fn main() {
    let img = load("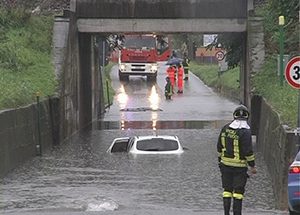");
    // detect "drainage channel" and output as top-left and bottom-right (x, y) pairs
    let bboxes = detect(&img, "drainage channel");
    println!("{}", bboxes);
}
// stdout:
(97, 120), (231, 130)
